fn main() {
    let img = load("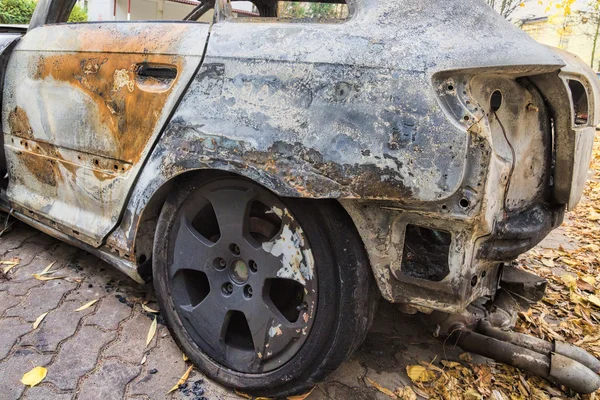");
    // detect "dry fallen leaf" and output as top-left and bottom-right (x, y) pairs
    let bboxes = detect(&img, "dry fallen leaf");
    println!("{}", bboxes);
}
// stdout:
(167, 365), (193, 394)
(146, 316), (157, 346)
(1, 258), (19, 274)
(287, 387), (315, 400)
(140, 354), (147, 365)
(589, 294), (600, 308)
(395, 386), (417, 400)
(40, 261), (56, 275)
(75, 299), (99, 312)
(33, 312), (48, 329)
(367, 377), (397, 398)
(182, 353), (188, 361)
(21, 366), (47, 387)
(406, 365), (435, 383)
(142, 303), (159, 313)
